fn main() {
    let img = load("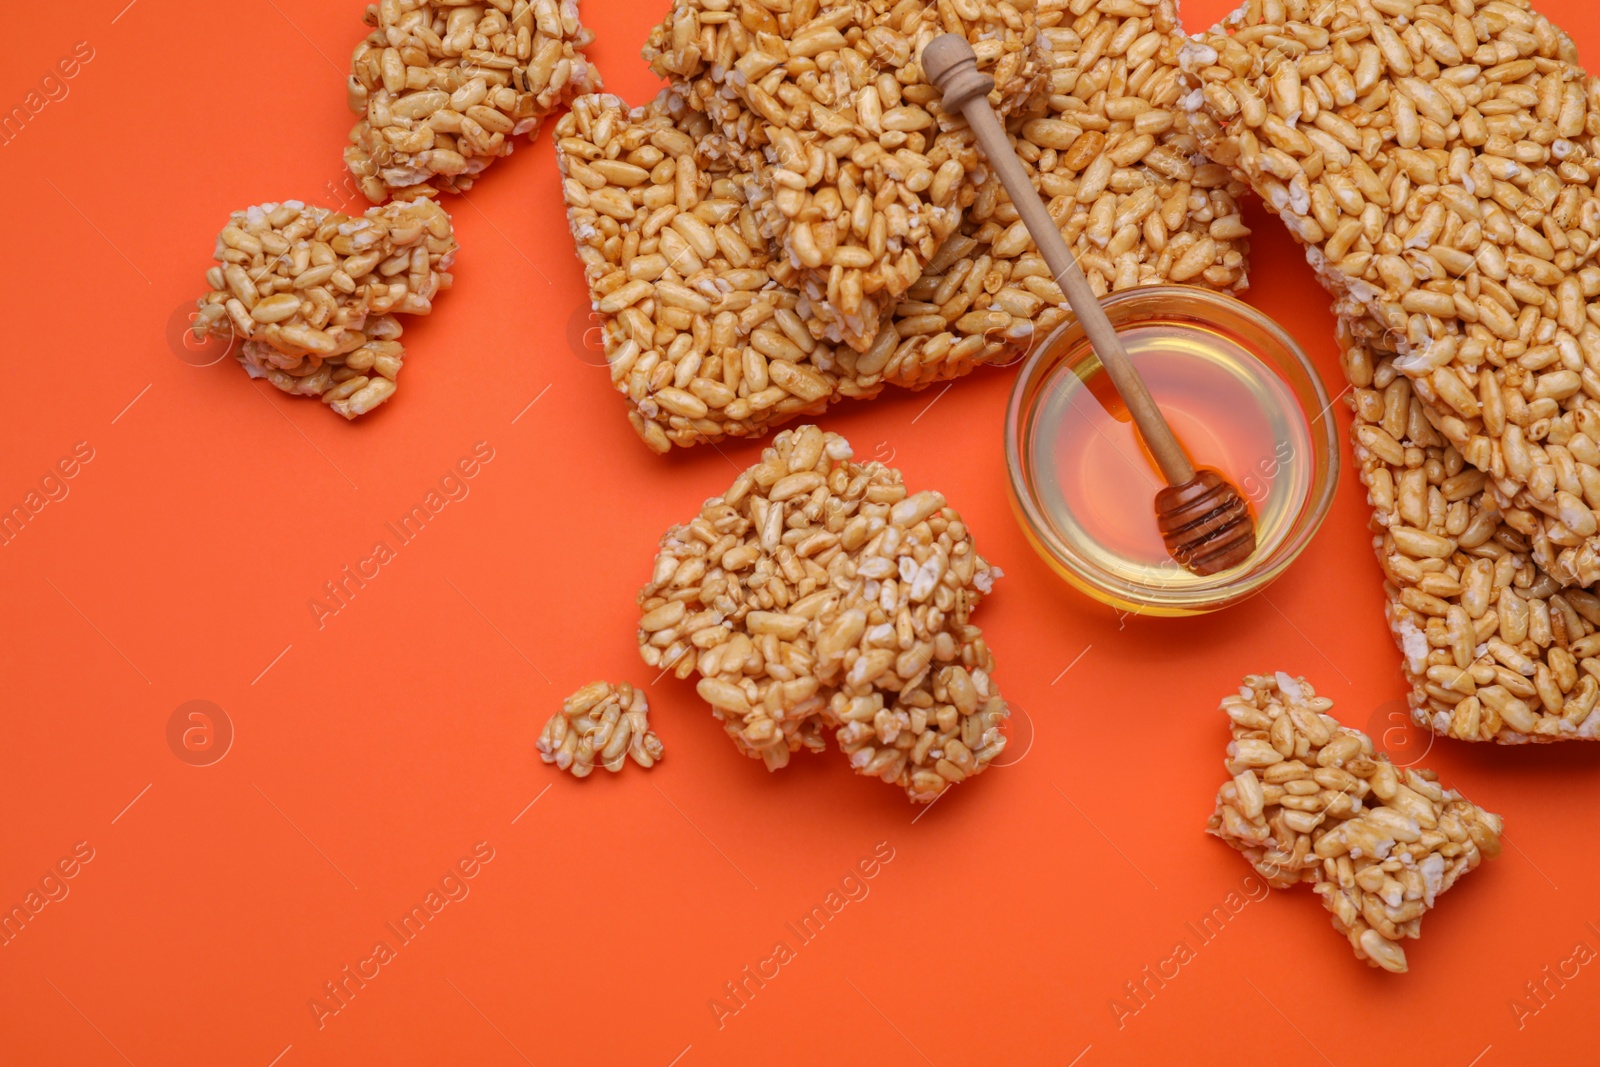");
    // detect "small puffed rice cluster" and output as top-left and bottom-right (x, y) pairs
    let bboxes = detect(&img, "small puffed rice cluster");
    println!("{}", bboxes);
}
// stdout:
(637, 426), (1008, 802)
(538, 681), (664, 777)
(346, 0), (599, 202)
(194, 198), (457, 419)
(1209, 672), (1503, 973)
